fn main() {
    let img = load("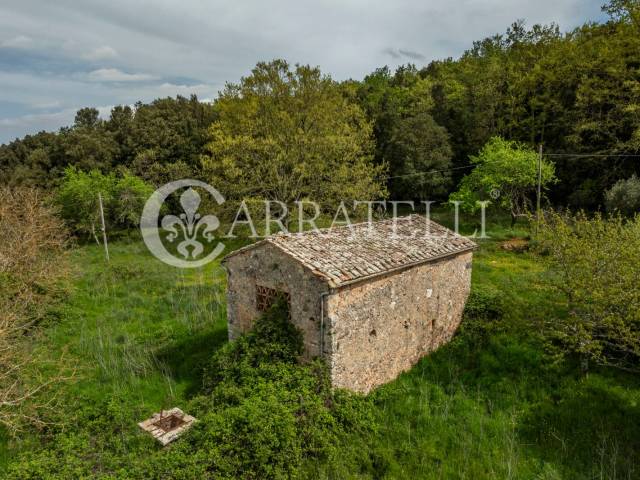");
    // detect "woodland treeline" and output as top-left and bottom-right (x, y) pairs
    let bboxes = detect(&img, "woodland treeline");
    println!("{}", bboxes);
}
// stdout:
(1, 1), (639, 209)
